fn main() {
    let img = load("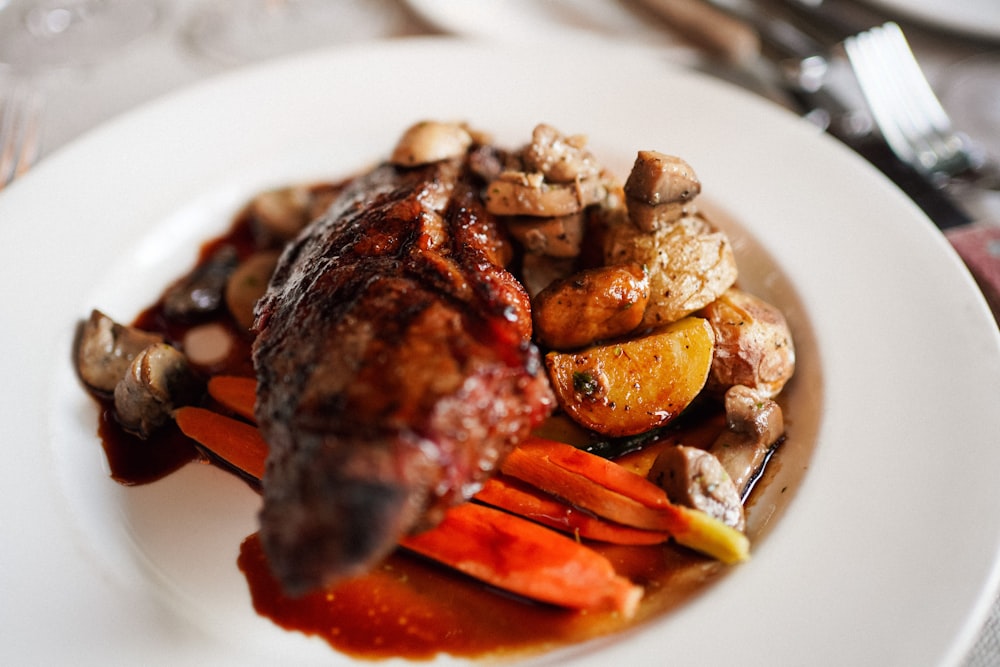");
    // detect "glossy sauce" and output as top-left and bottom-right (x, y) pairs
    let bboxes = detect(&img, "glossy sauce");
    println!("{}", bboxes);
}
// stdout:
(88, 183), (782, 661)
